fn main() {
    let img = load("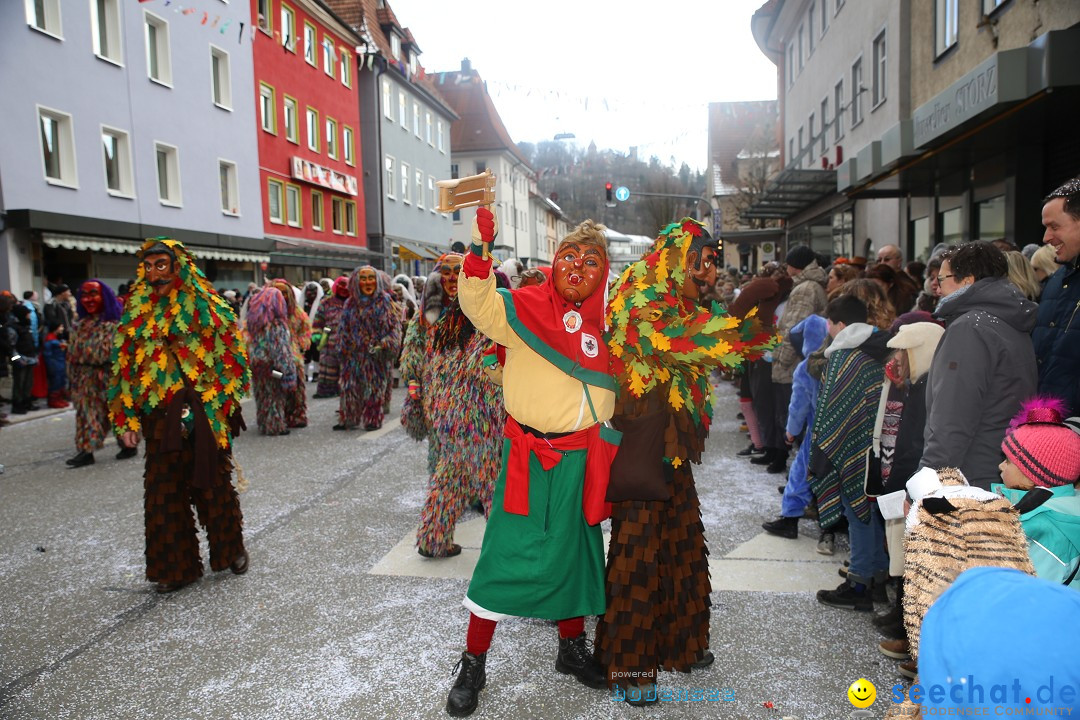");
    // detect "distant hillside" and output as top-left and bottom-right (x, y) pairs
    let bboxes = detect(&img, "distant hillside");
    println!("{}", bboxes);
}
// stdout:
(517, 140), (706, 238)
